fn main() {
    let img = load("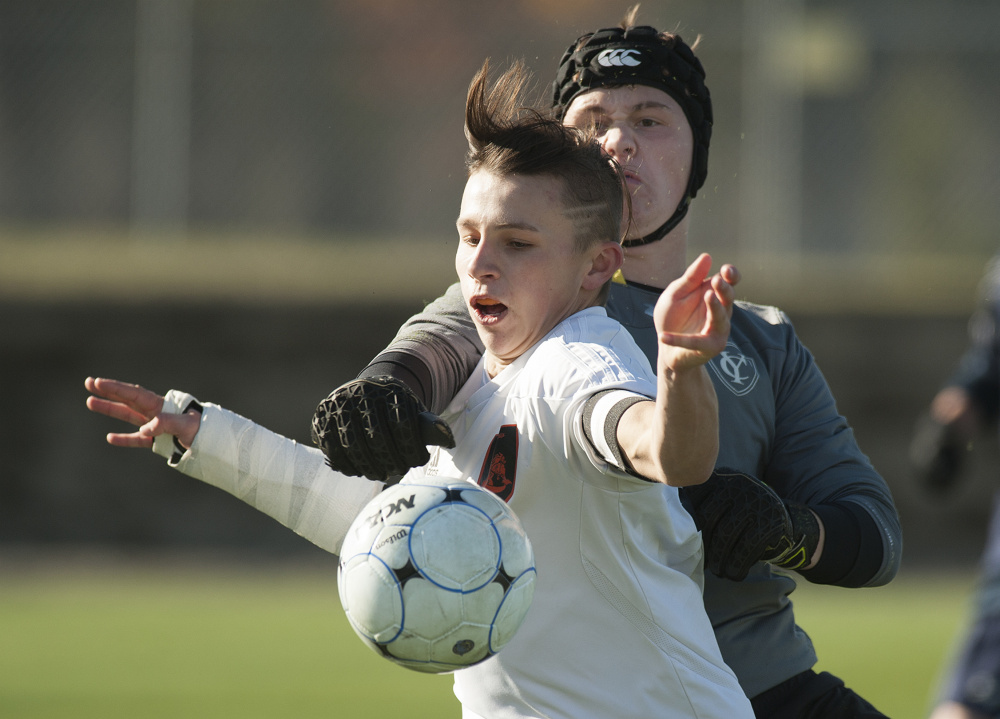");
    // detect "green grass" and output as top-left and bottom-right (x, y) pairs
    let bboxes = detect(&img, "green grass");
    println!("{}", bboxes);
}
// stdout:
(0, 558), (978, 718)
(793, 570), (976, 717)
(0, 558), (455, 718)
